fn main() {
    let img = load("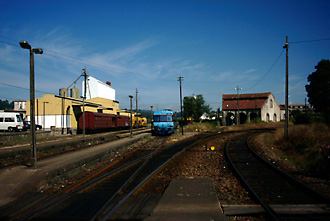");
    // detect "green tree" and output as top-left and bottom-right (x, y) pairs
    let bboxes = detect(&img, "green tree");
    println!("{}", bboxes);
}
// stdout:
(183, 94), (211, 122)
(305, 59), (330, 124)
(0, 99), (14, 110)
(183, 96), (195, 120)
